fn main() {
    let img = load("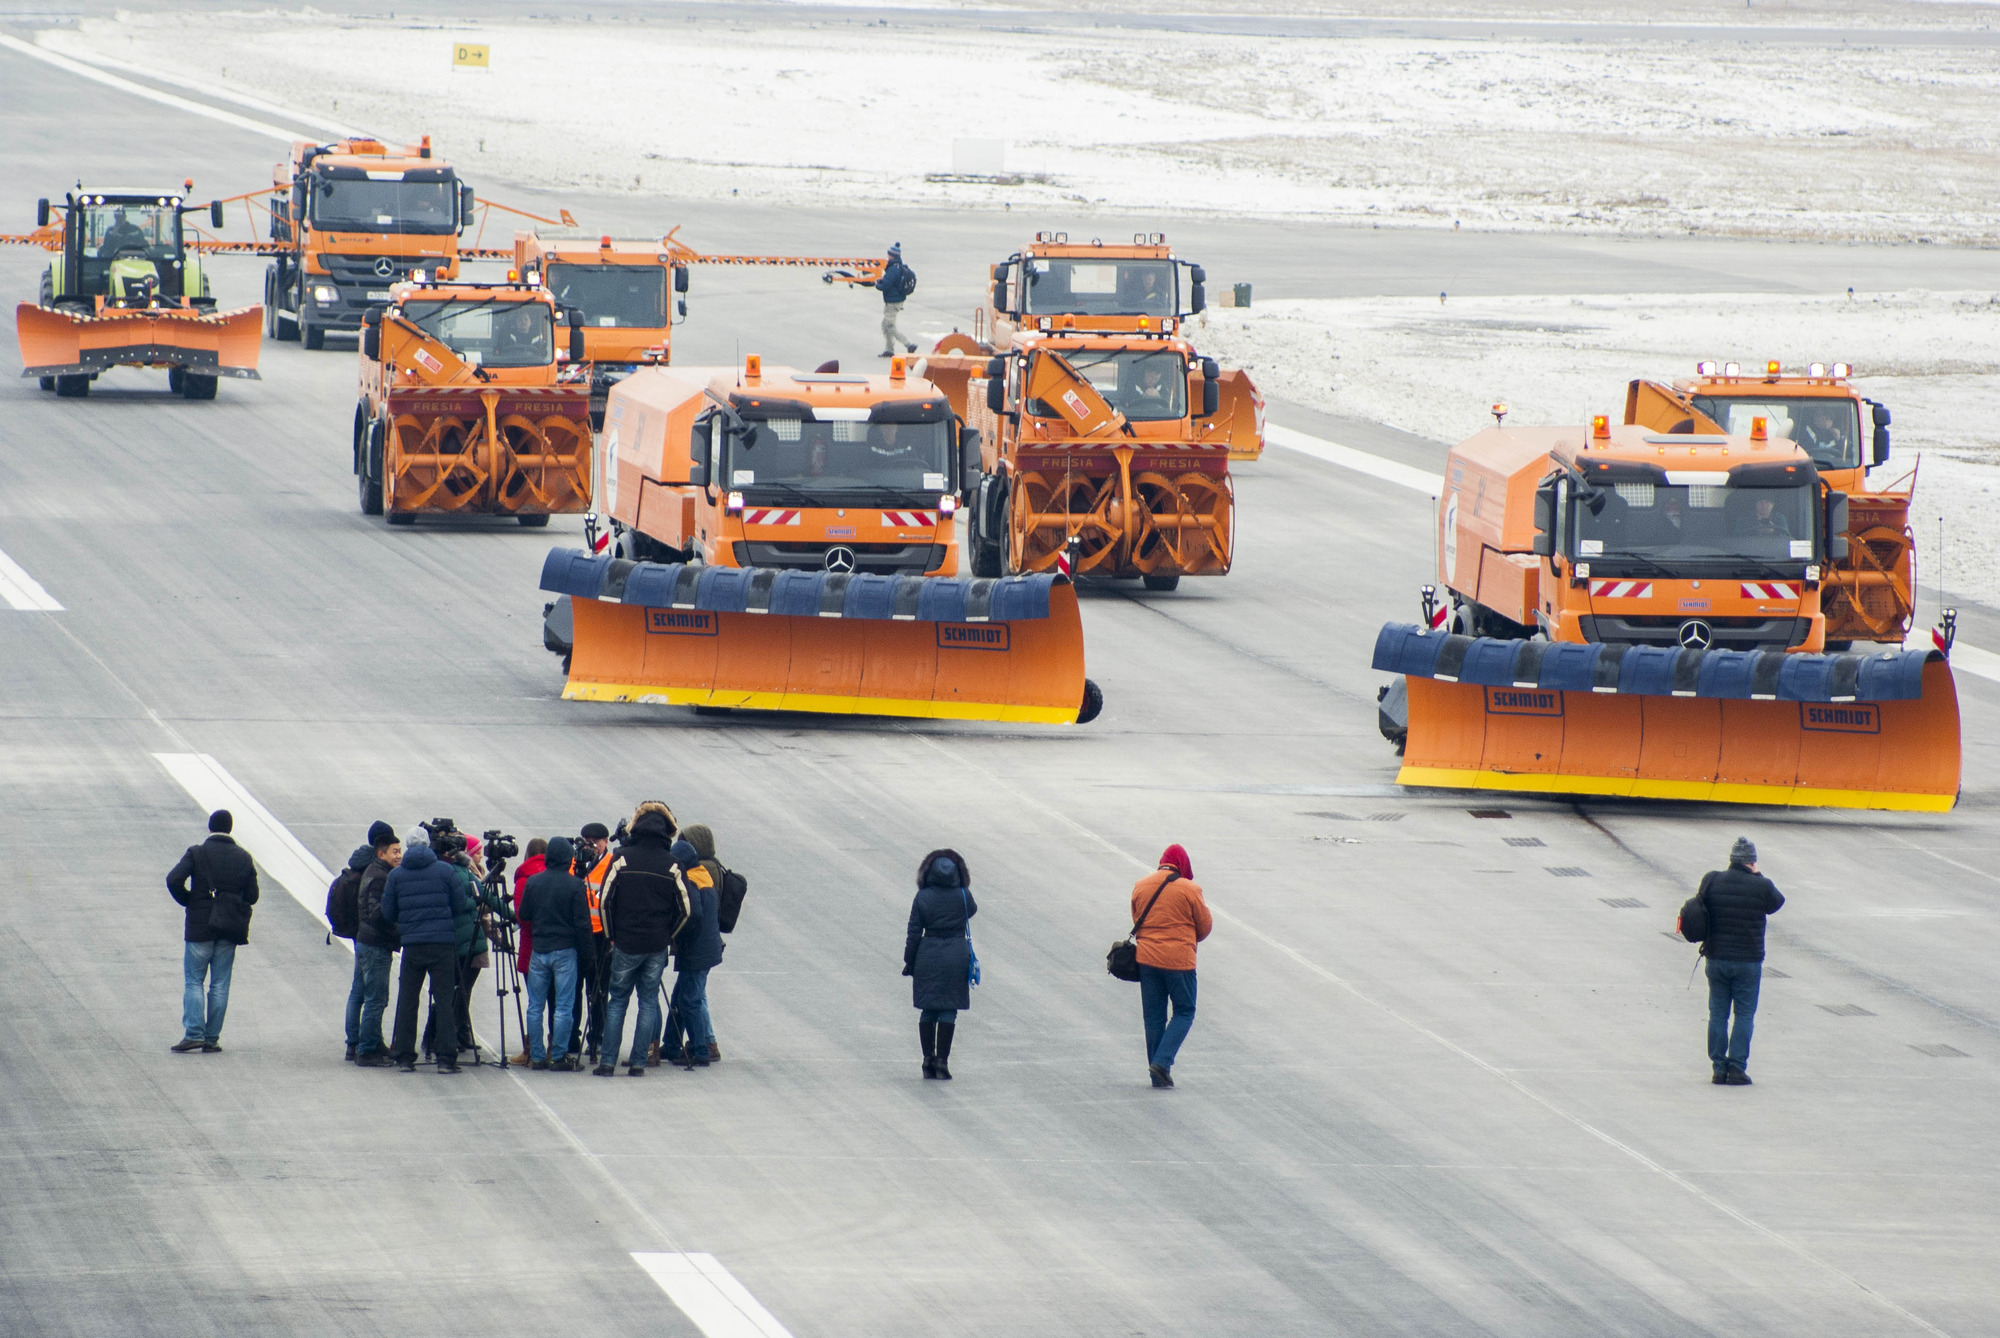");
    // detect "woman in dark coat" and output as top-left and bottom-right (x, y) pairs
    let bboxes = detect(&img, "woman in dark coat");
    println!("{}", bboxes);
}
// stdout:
(904, 849), (977, 1079)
